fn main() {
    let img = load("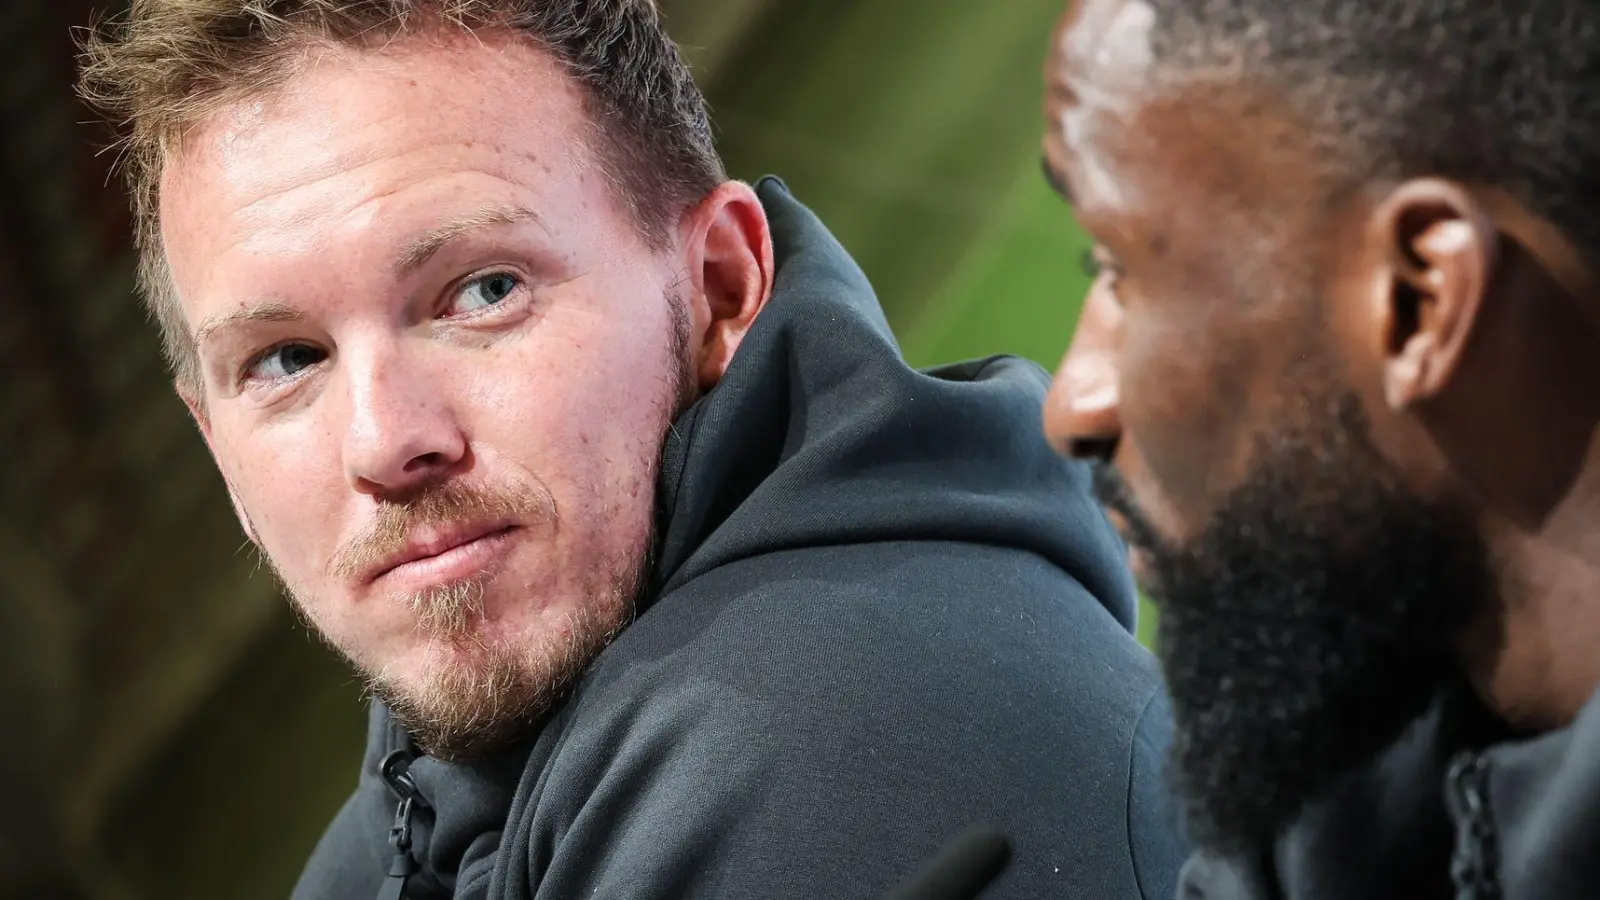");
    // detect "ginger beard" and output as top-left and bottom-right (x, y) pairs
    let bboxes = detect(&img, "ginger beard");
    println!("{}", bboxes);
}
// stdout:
(332, 478), (642, 763)
(266, 295), (697, 763)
